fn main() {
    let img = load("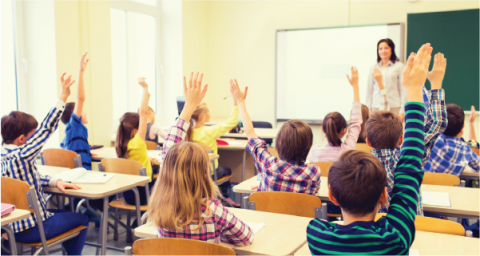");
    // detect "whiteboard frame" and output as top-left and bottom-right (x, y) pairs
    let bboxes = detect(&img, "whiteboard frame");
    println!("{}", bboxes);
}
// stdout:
(275, 23), (405, 125)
